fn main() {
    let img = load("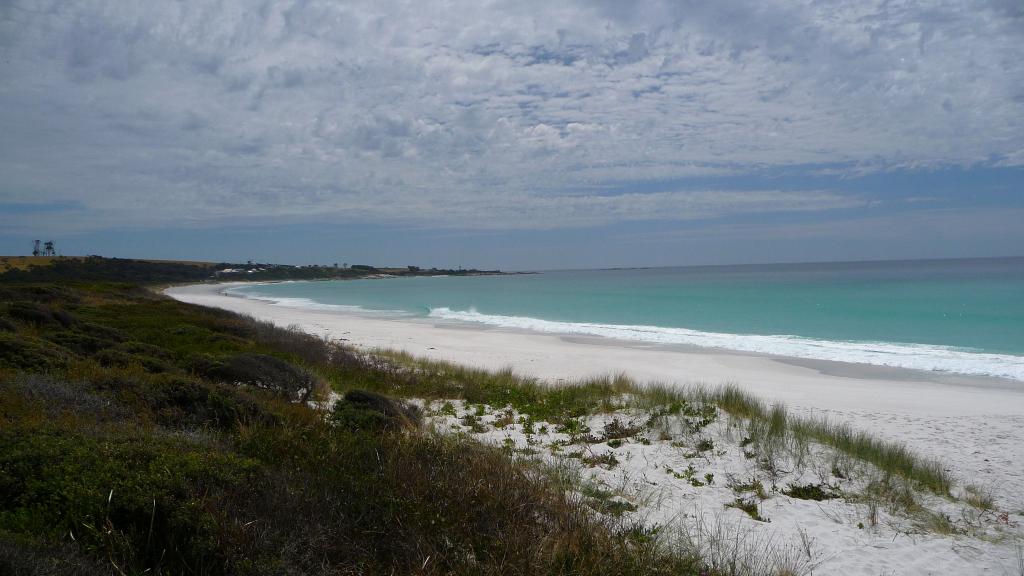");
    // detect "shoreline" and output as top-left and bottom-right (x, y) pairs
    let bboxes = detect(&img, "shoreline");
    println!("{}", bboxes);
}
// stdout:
(176, 281), (1023, 408)
(165, 282), (1024, 510)
(213, 277), (1024, 384)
